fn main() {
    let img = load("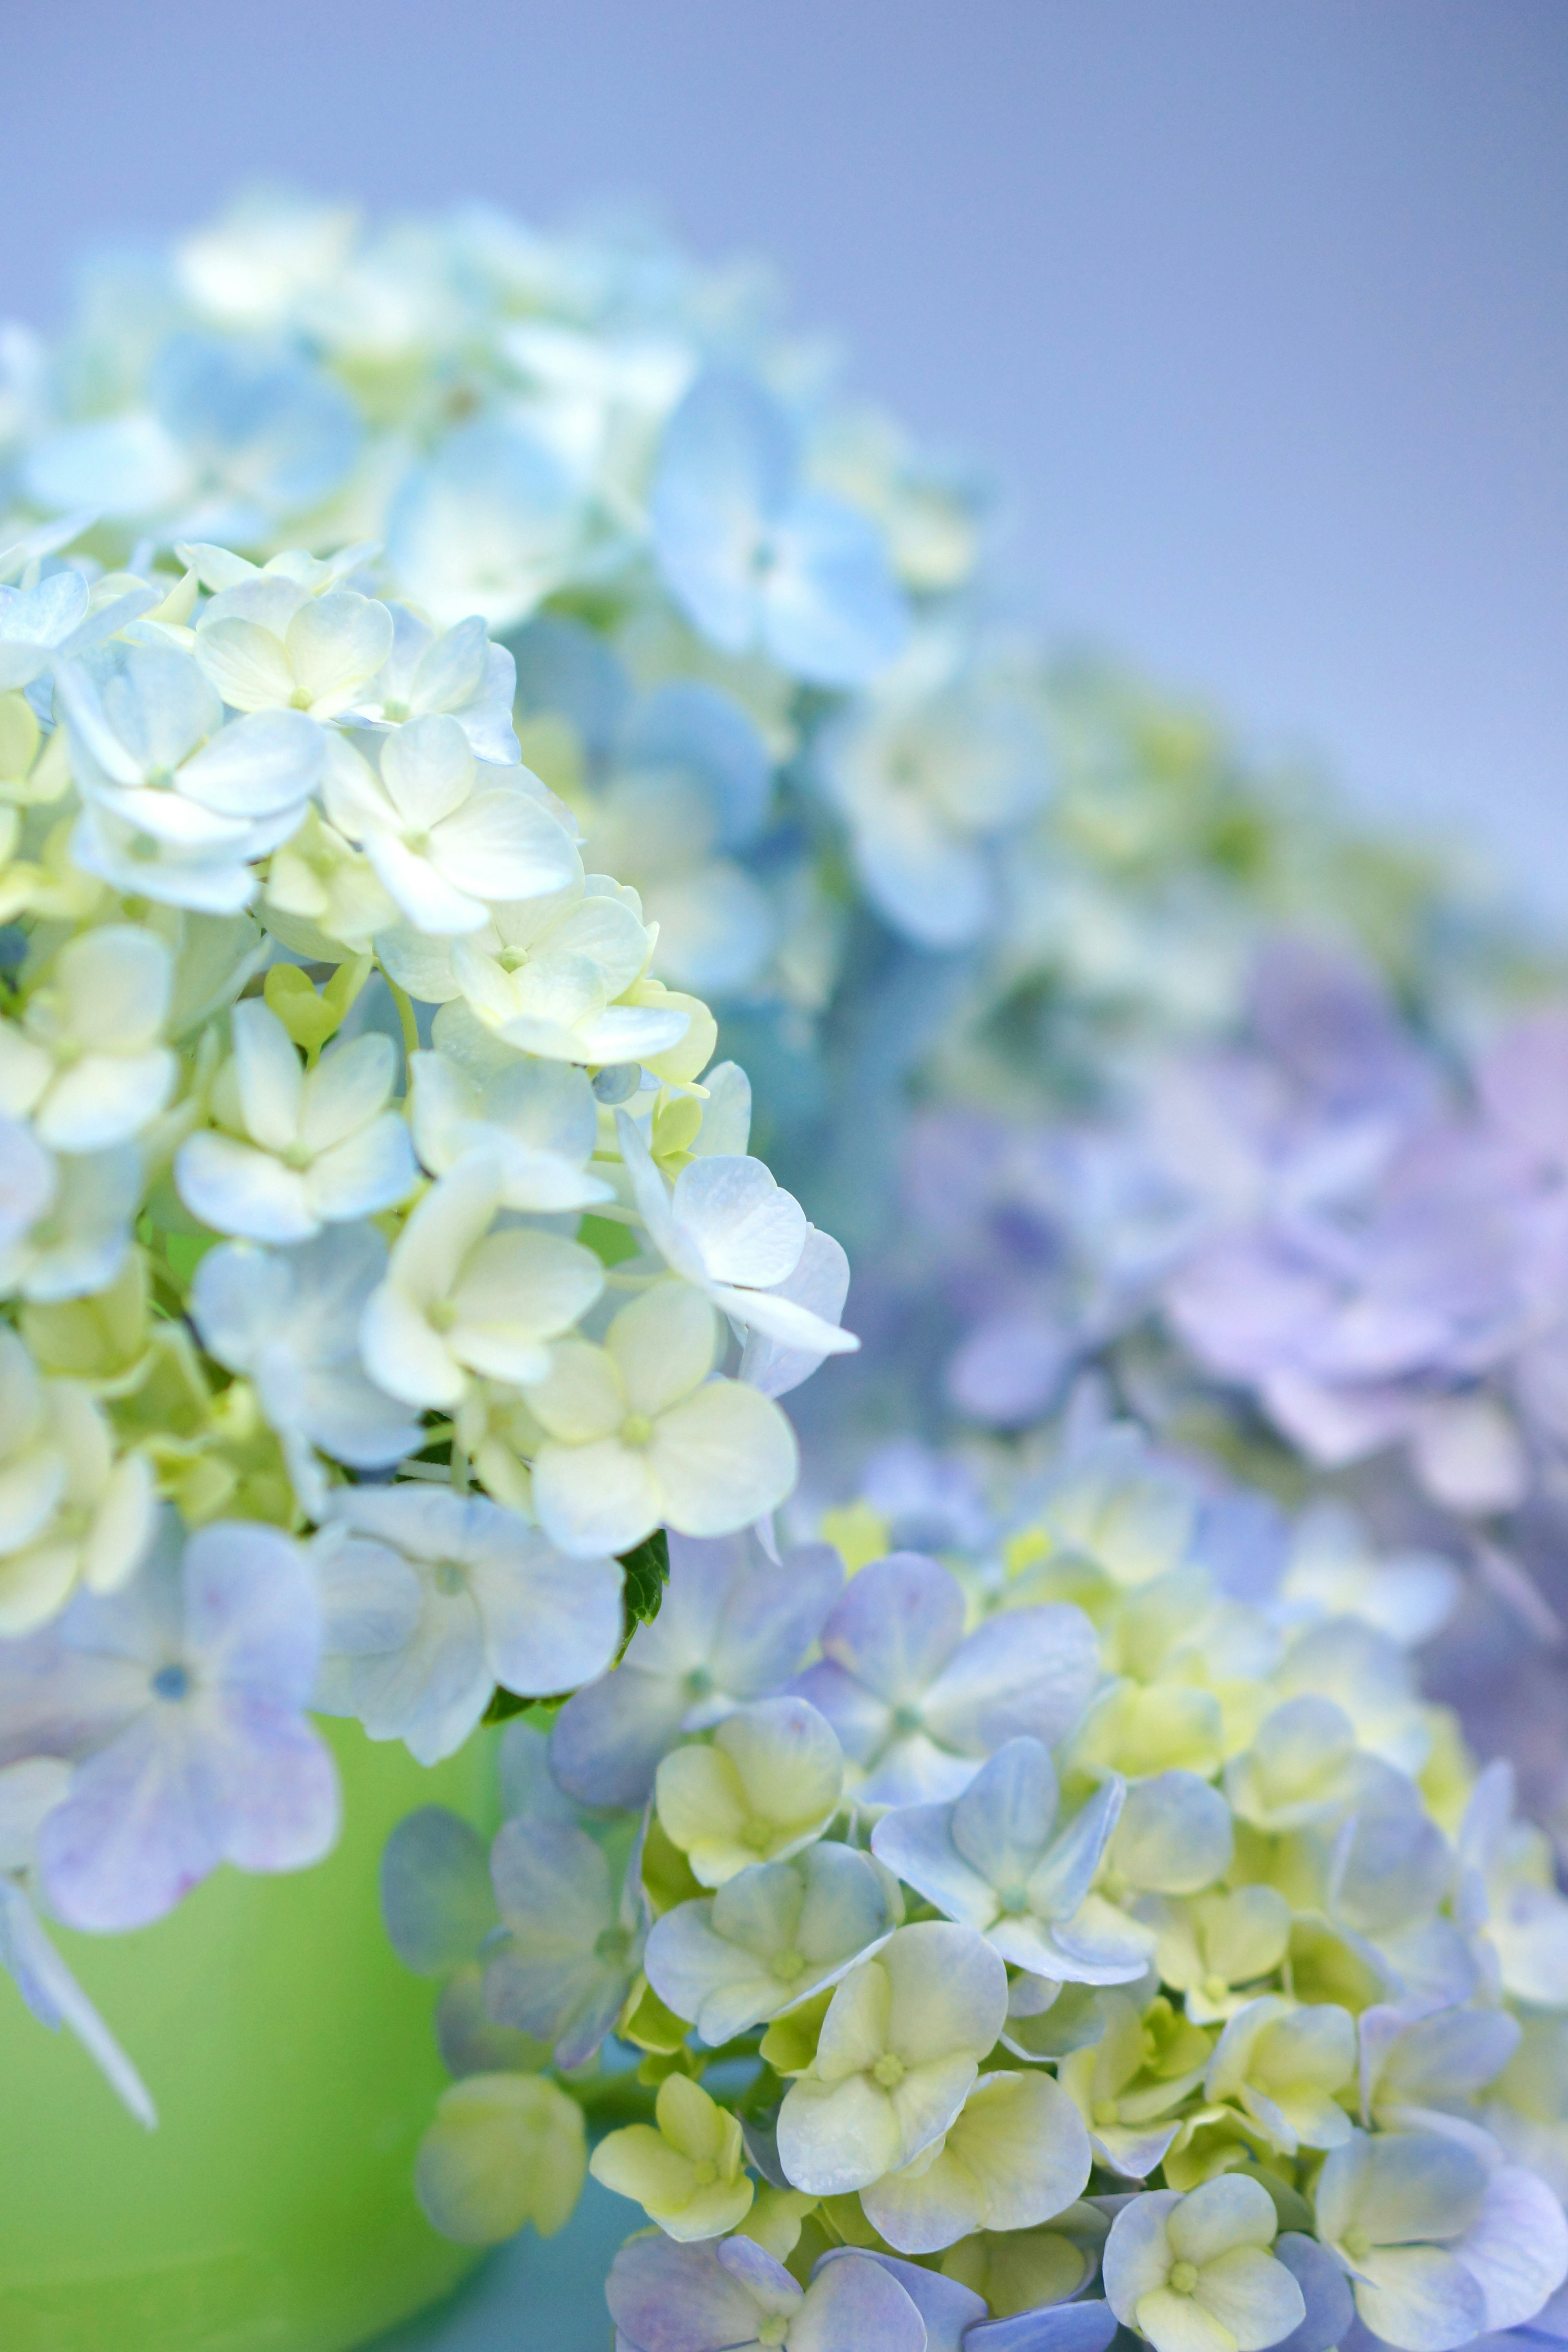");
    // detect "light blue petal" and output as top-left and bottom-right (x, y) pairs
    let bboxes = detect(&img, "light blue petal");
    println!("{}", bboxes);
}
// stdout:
(380, 1805), (499, 1973)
